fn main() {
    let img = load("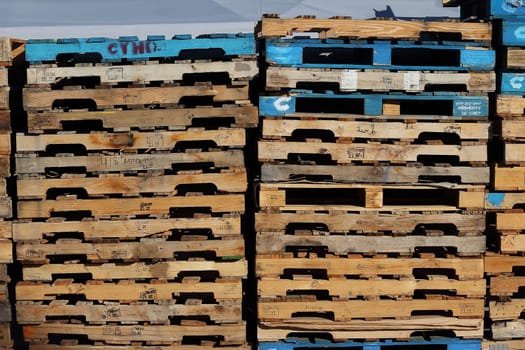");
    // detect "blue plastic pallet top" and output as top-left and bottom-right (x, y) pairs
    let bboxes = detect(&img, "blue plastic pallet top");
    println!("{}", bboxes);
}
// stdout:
(501, 20), (525, 46)
(25, 33), (255, 63)
(259, 338), (481, 350)
(500, 72), (525, 93)
(265, 39), (495, 71)
(259, 90), (489, 118)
